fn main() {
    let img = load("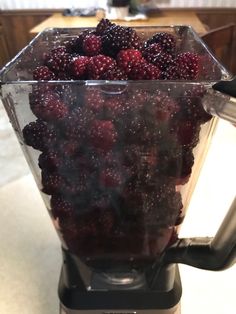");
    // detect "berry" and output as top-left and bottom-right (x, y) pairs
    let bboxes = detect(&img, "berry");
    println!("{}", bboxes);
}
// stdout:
(146, 51), (174, 71)
(69, 56), (90, 78)
(58, 140), (80, 157)
(45, 52), (73, 74)
(117, 49), (142, 74)
(165, 52), (200, 80)
(104, 95), (125, 118)
(146, 32), (176, 53)
(30, 91), (69, 122)
(38, 151), (63, 171)
(50, 195), (76, 220)
(41, 170), (64, 194)
(33, 65), (55, 80)
(82, 34), (102, 56)
(129, 61), (161, 80)
(101, 66), (128, 80)
(83, 88), (105, 113)
(150, 90), (179, 121)
(87, 54), (116, 79)
(100, 167), (124, 188)
(64, 36), (81, 53)
(96, 18), (114, 35)
(88, 119), (118, 151)
(172, 119), (200, 147)
(142, 43), (163, 56)
(102, 24), (141, 56)
(22, 119), (57, 151)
